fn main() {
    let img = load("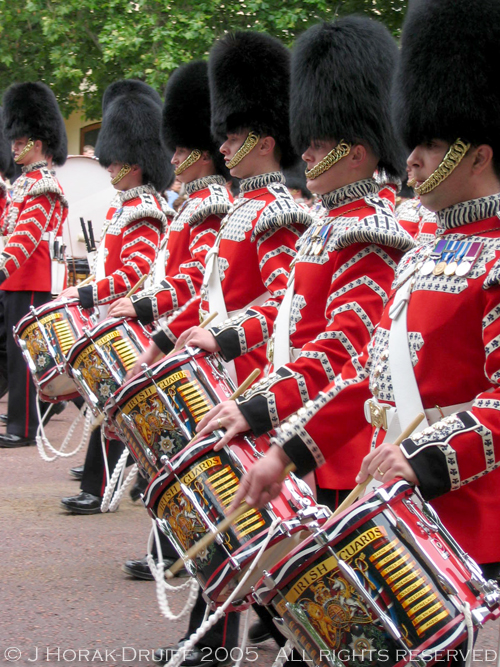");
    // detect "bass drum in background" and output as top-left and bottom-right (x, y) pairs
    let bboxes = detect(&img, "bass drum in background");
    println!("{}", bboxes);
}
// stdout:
(54, 155), (116, 259)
